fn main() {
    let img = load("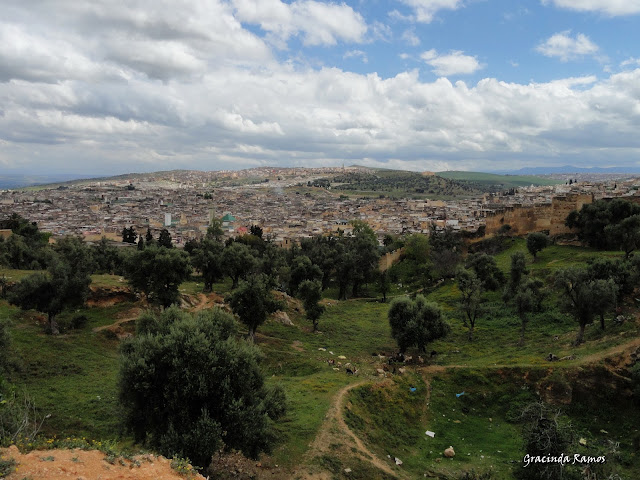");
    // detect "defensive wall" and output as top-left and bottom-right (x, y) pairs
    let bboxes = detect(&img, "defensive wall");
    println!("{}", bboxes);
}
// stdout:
(379, 248), (403, 271)
(484, 193), (593, 237)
